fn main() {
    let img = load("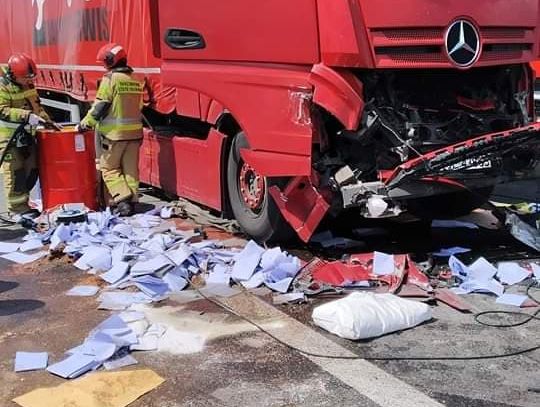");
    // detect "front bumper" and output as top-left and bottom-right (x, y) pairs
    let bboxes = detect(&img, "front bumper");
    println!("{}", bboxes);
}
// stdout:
(383, 123), (540, 199)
